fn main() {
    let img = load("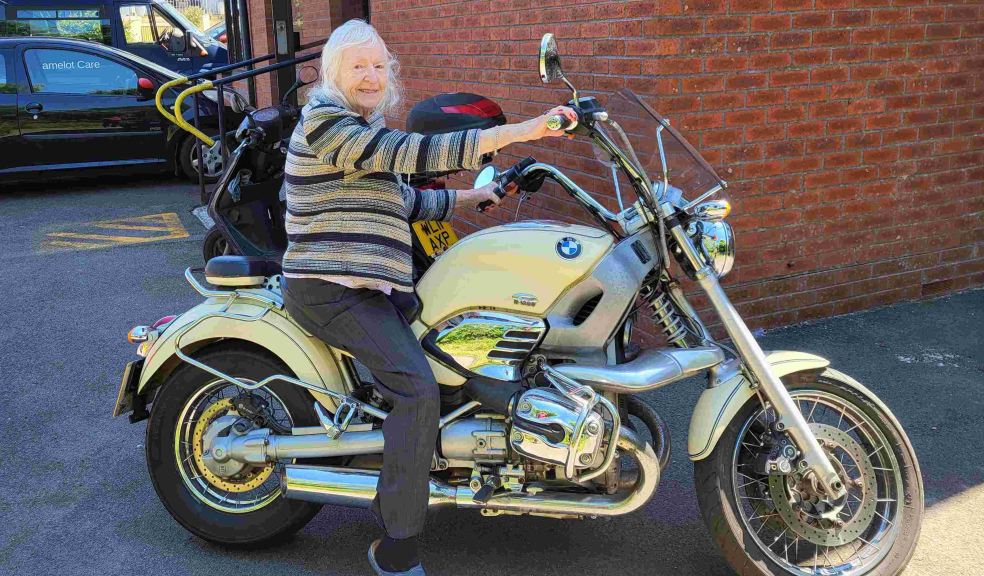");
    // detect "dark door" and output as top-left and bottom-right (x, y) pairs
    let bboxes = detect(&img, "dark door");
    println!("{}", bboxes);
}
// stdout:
(17, 46), (166, 169)
(0, 50), (21, 172)
(116, 2), (193, 73)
